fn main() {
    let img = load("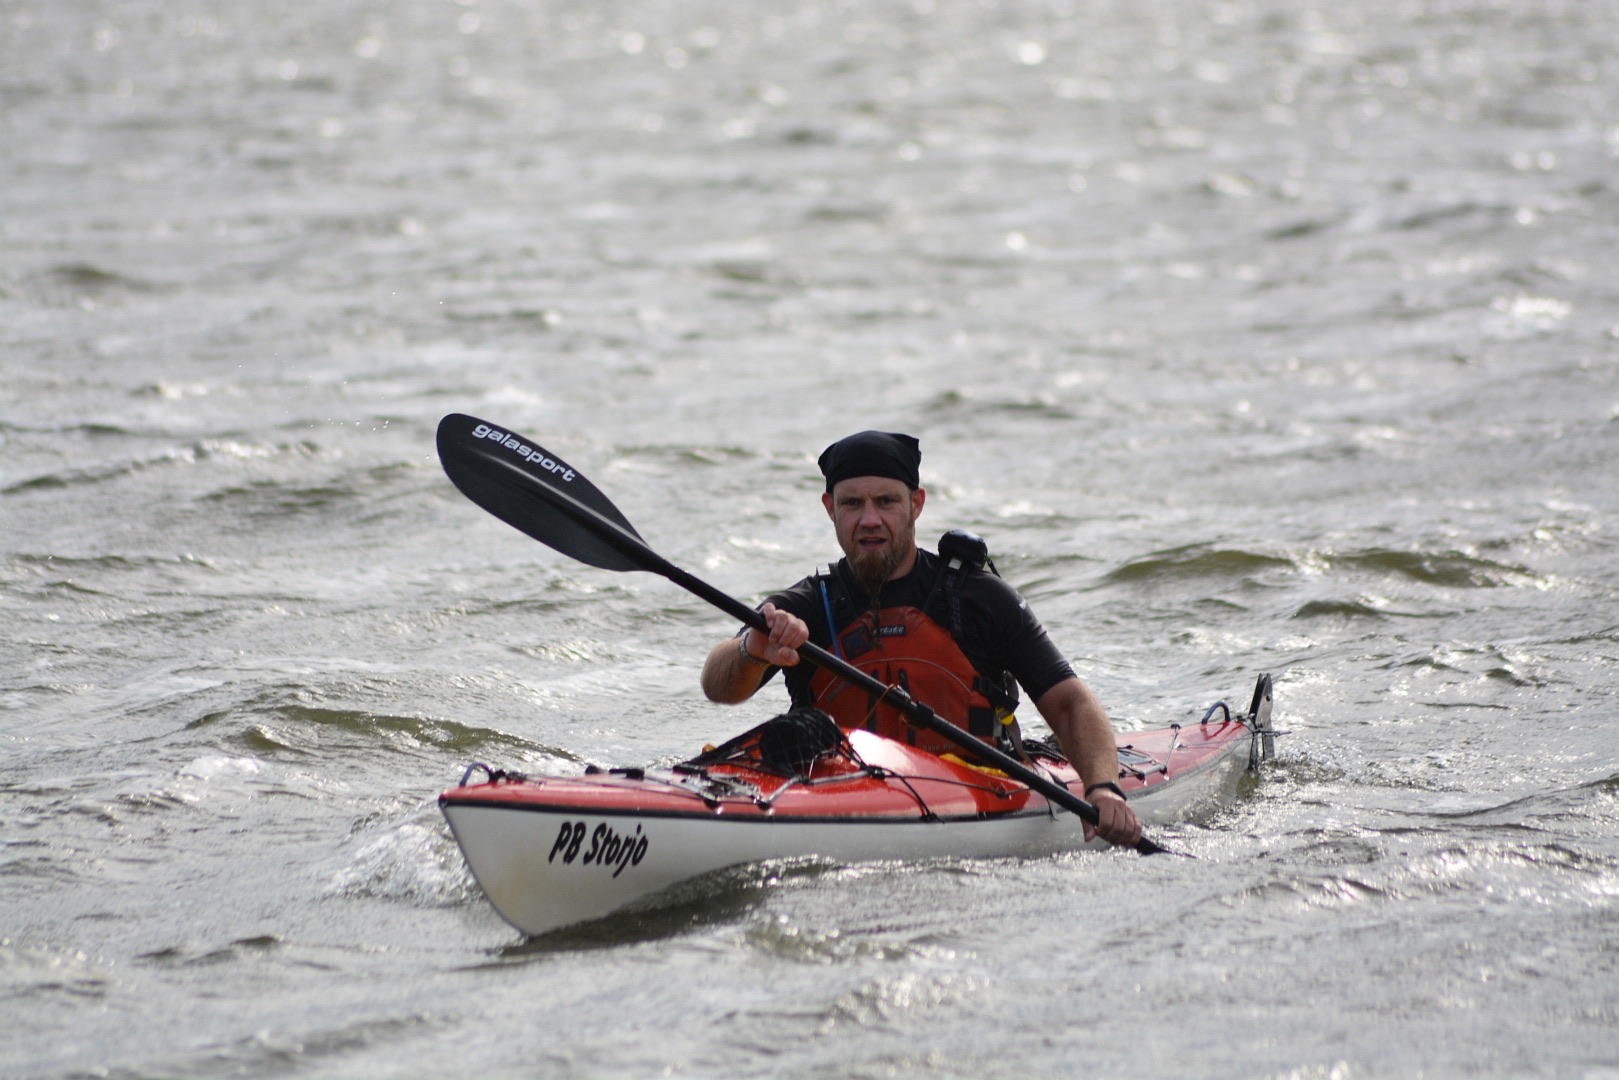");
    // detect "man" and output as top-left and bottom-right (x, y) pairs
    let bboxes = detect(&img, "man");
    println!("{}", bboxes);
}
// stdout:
(701, 430), (1142, 848)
